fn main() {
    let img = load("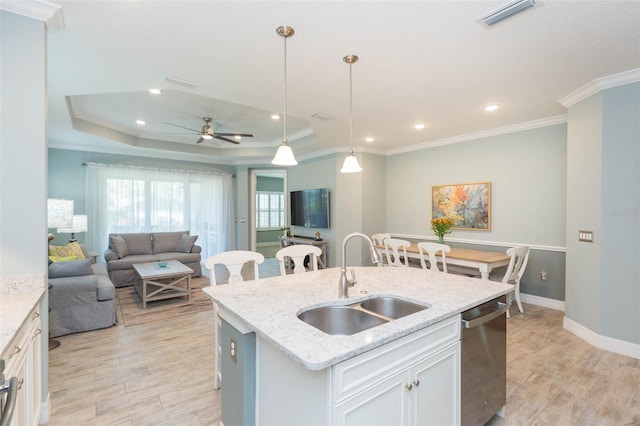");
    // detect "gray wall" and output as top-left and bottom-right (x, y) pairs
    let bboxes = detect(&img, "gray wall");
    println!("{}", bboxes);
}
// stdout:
(1, 9), (49, 411)
(1, 12), (48, 275)
(287, 155), (338, 266)
(565, 82), (640, 345)
(384, 124), (568, 301)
